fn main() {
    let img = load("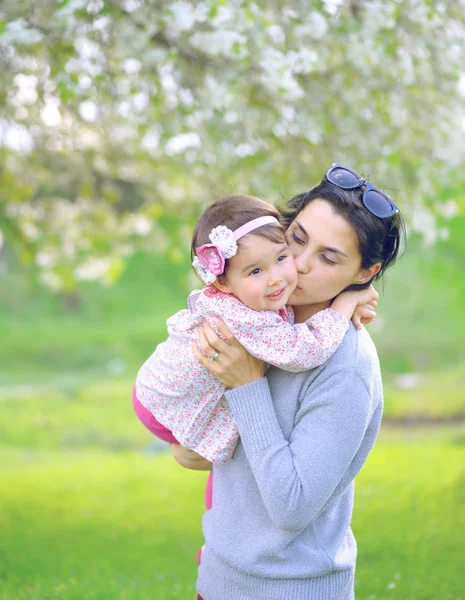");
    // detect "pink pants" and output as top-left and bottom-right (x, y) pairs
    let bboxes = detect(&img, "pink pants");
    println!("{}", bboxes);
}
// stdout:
(132, 386), (213, 509)
(132, 387), (211, 600)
